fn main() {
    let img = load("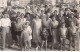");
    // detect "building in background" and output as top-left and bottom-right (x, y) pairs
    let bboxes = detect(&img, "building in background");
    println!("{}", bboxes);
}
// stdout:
(0, 0), (7, 7)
